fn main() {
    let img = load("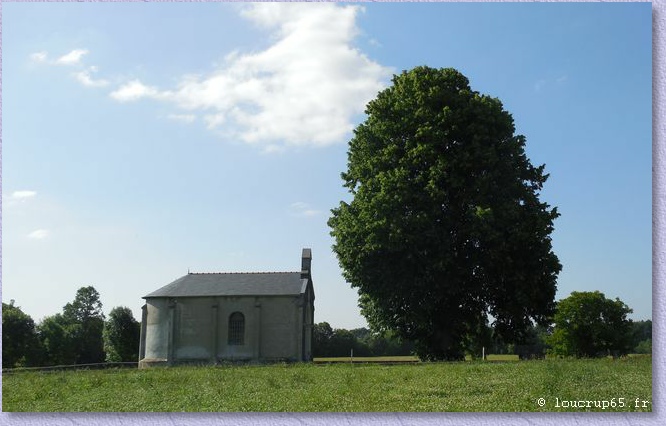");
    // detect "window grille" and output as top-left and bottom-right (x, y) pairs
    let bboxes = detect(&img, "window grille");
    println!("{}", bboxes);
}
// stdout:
(228, 312), (245, 345)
